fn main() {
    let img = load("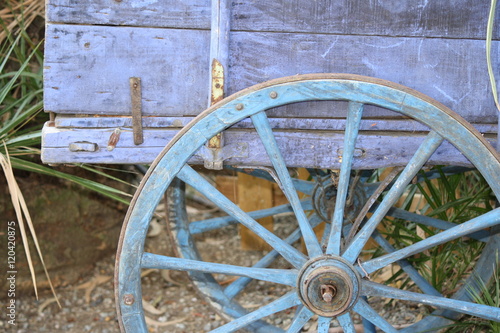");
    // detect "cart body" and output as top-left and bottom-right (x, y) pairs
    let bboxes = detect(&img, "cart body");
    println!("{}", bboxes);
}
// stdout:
(42, 0), (499, 168)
